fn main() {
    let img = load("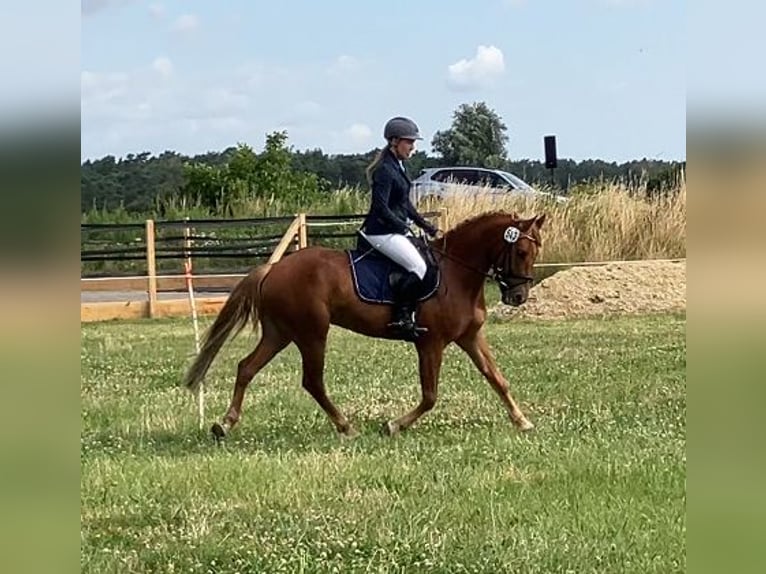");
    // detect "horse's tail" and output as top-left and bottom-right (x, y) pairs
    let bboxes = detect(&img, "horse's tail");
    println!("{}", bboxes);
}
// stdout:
(183, 264), (273, 393)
